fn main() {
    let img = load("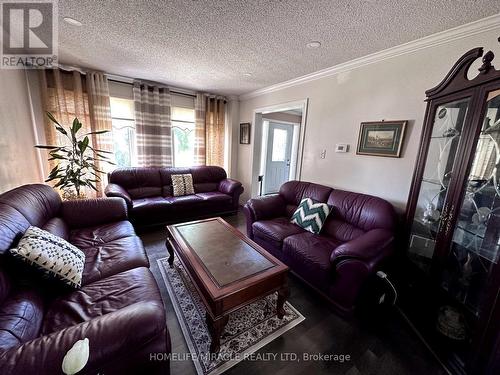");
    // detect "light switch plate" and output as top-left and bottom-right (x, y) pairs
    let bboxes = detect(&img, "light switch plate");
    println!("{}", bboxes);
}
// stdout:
(335, 144), (349, 153)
